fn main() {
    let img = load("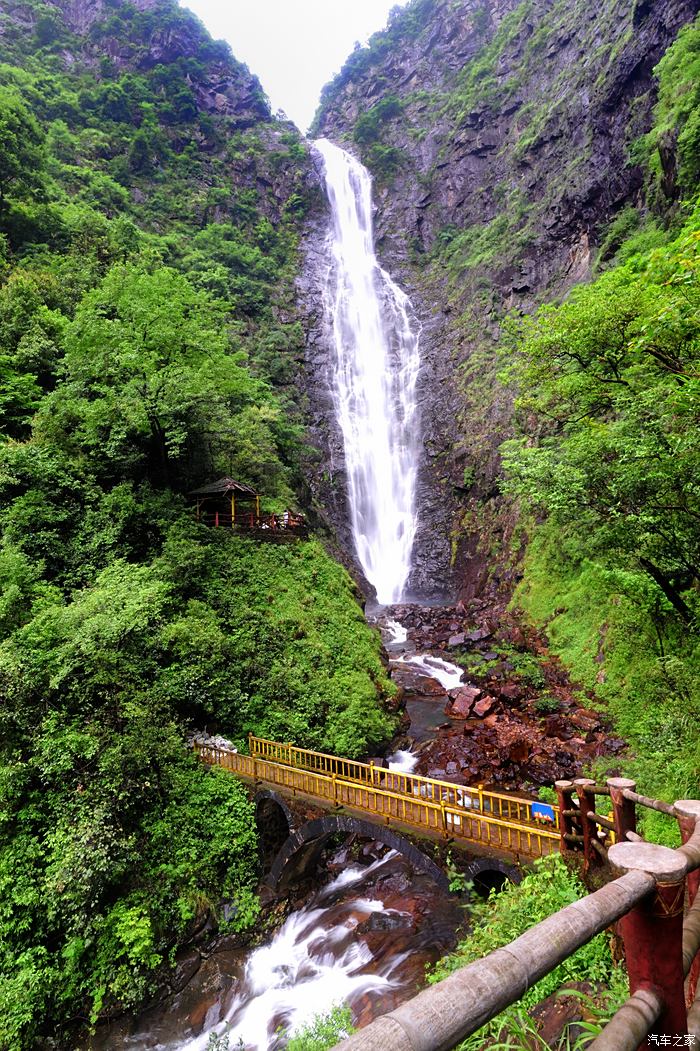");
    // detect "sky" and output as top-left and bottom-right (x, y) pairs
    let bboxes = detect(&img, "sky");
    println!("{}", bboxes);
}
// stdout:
(180, 0), (409, 133)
